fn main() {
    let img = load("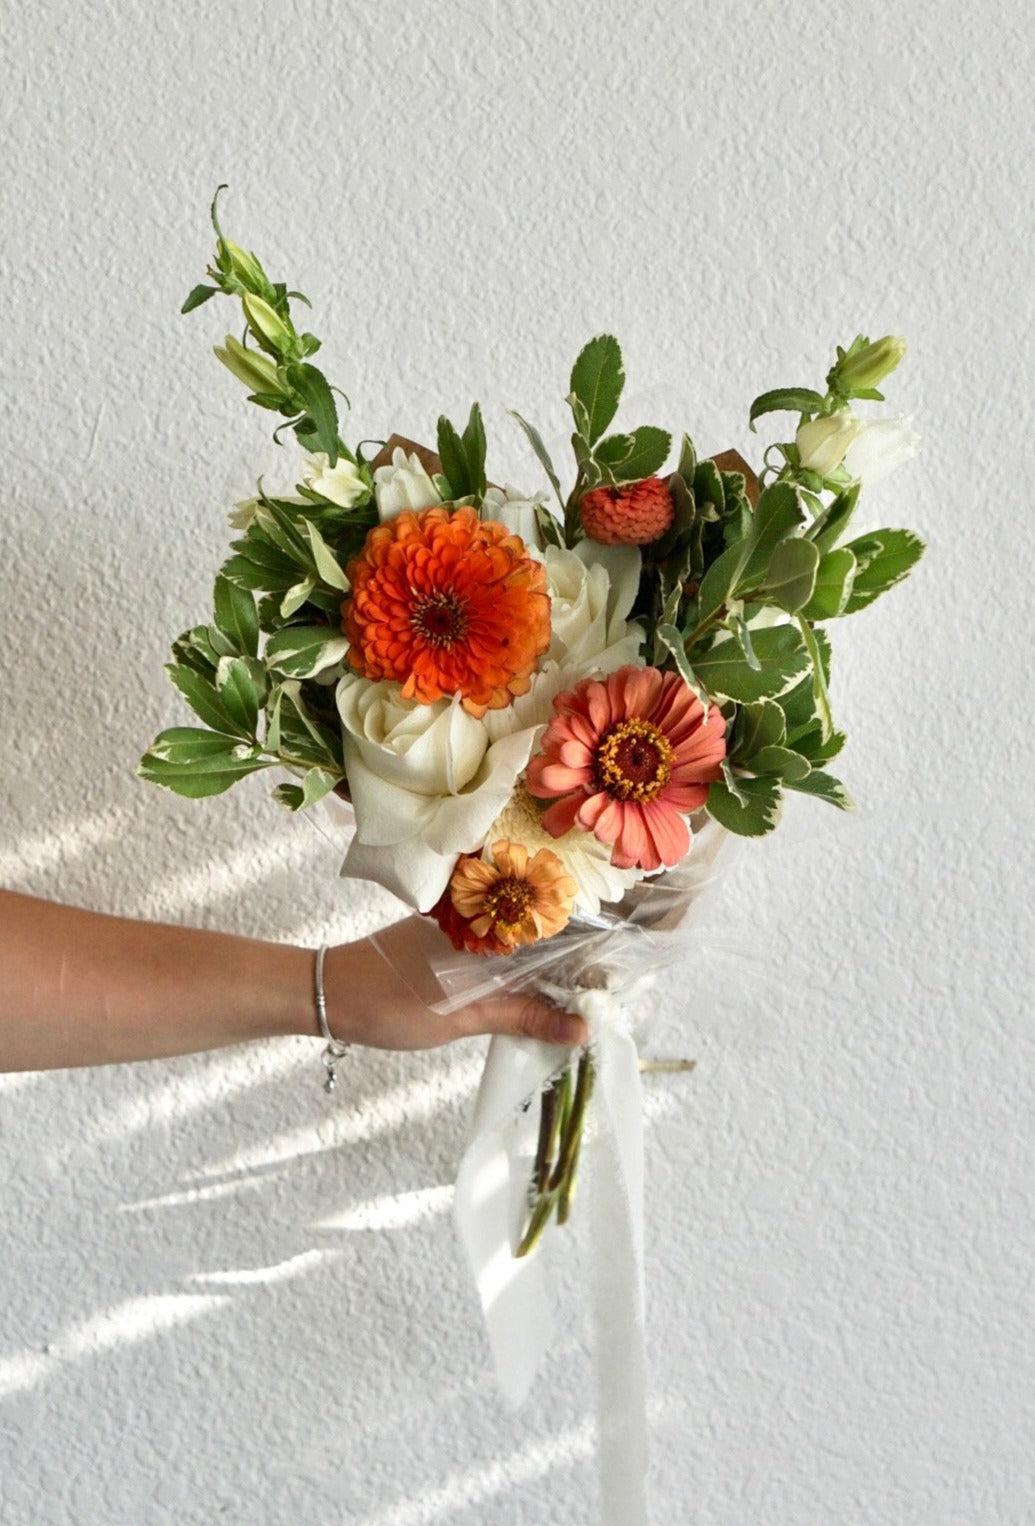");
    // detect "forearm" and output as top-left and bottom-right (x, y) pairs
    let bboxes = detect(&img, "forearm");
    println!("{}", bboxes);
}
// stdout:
(0, 890), (316, 1071)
